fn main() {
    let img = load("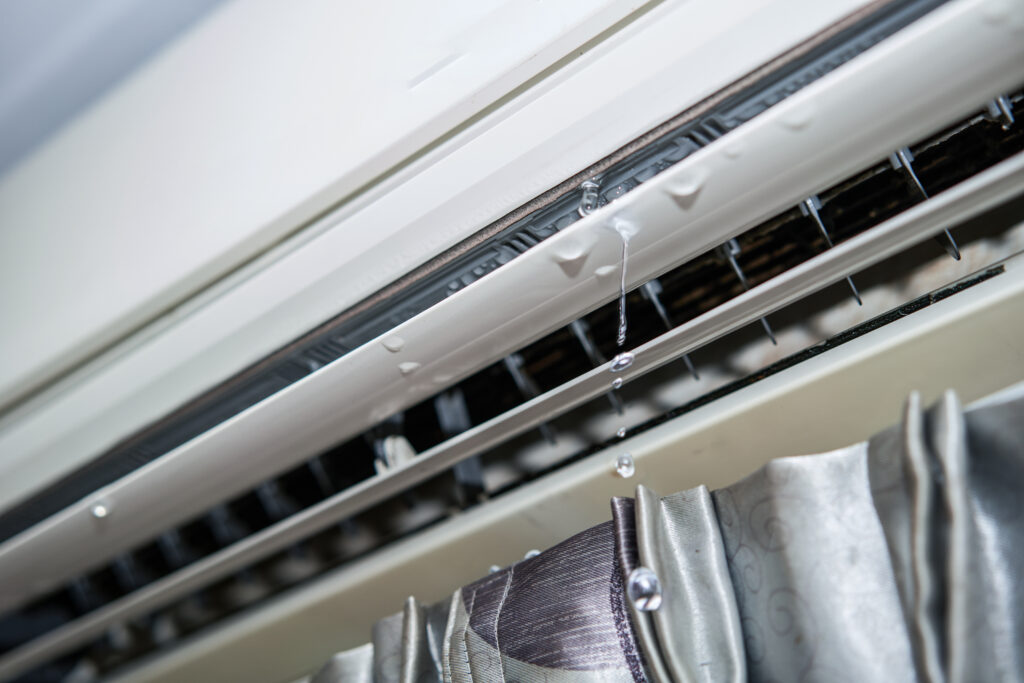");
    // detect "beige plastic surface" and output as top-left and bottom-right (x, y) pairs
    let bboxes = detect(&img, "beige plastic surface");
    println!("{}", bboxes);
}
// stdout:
(113, 251), (1024, 683)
